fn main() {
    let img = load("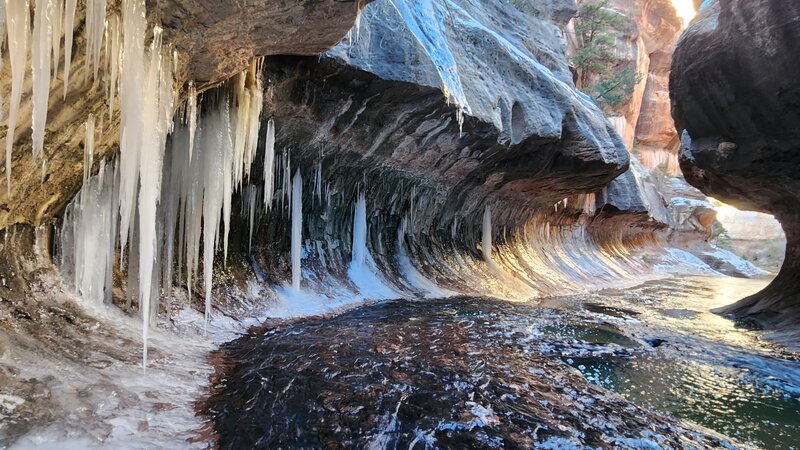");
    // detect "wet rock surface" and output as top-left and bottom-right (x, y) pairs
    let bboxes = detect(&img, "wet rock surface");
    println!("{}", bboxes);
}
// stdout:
(203, 293), (744, 449)
(669, 0), (800, 337)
